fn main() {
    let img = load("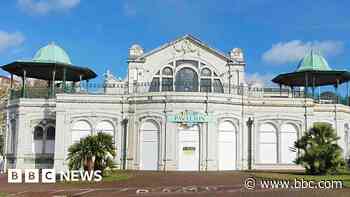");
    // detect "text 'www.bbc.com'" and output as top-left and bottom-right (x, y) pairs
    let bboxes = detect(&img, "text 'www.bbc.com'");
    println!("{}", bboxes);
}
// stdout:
(244, 177), (343, 190)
